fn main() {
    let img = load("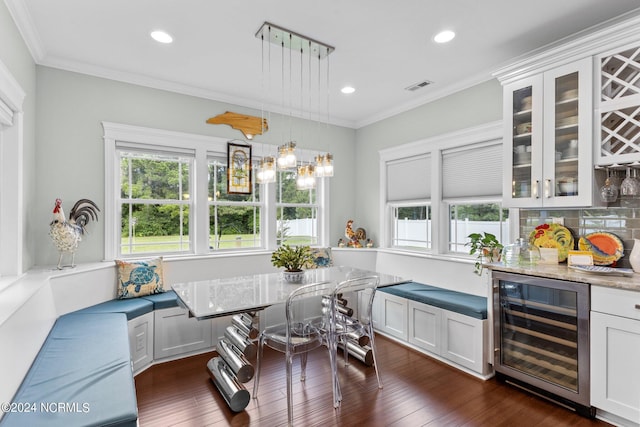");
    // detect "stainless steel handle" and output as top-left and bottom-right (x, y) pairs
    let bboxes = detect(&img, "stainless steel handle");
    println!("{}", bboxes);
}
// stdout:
(533, 180), (540, 199)
(544, 179), (551, 198)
